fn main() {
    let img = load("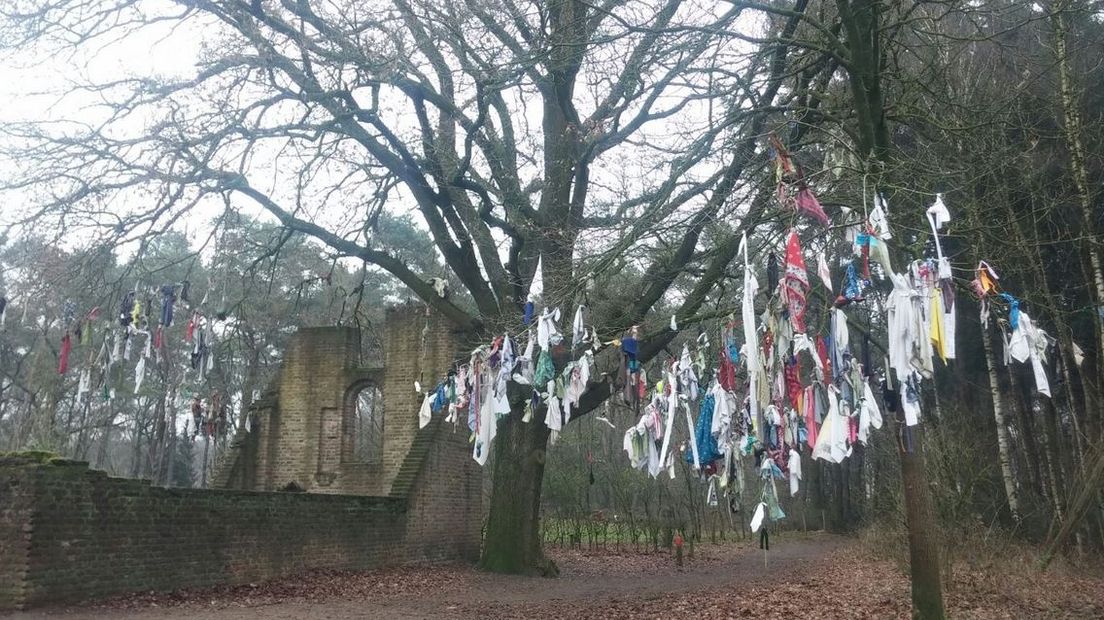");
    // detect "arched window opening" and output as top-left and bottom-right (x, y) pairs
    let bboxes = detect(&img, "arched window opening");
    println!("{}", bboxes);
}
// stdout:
(349, 384), (383, 464)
